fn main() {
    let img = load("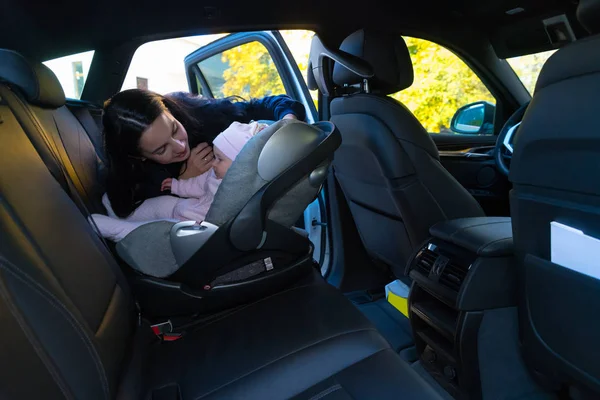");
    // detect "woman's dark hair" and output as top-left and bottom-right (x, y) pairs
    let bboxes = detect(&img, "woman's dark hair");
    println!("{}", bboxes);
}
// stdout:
(103, 89), (244, 217)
